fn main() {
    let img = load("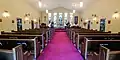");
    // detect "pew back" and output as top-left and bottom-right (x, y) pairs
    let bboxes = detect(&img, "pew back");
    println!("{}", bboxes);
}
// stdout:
(0, 45), (23, 60)
(0, 36), (40, 59)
